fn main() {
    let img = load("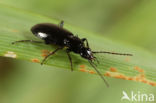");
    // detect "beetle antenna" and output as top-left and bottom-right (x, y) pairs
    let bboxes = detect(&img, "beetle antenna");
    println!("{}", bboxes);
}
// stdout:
(92, 51), (133, 56)
(88, 60), (109, 87)
(93, 57), (100, 64)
